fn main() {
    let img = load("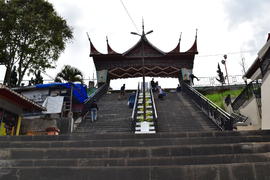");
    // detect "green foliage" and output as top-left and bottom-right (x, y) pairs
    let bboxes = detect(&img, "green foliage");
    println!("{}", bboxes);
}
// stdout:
(9, 66), (18, 87)
(0, 0), (73, 86)
(205, 89), (243, 110)
(29, 70), (43, 85)
(55, 65), (83, 83)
